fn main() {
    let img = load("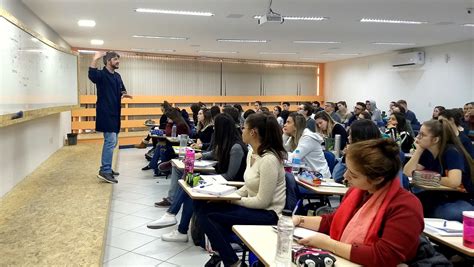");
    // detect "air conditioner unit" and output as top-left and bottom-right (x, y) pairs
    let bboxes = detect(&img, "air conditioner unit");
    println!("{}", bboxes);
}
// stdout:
(392, 51), (425, 67)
